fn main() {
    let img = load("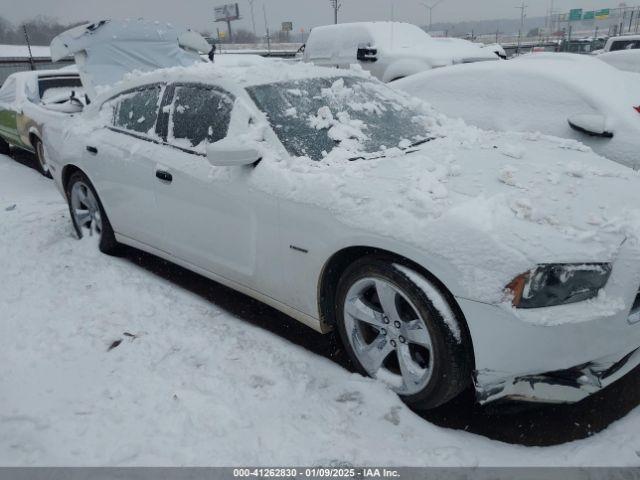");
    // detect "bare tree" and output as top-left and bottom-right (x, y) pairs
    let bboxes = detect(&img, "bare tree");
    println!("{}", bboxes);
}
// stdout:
(234, 28), (258, 43)
(0, 15), (86, 46)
